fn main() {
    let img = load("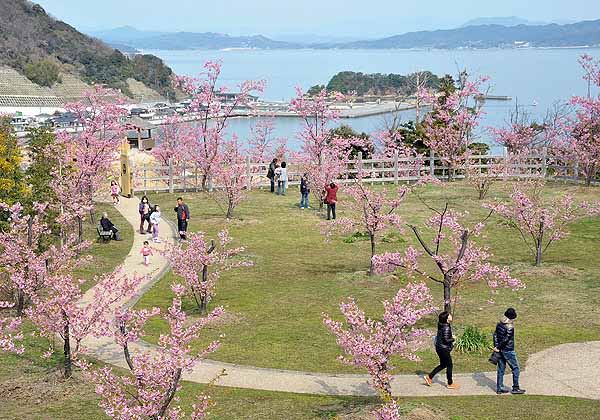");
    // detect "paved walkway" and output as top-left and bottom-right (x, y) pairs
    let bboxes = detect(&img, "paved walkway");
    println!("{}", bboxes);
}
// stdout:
(81, 197), (600, 399)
